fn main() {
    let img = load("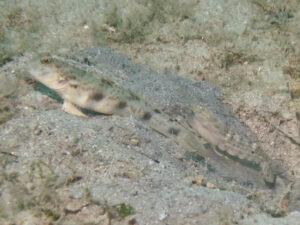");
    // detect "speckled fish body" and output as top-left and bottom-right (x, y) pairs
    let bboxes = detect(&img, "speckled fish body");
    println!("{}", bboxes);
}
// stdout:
(28, 53), (281, 188)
